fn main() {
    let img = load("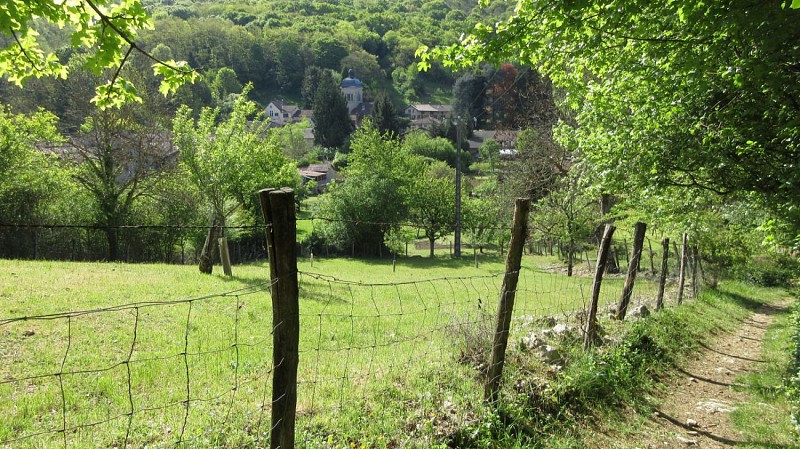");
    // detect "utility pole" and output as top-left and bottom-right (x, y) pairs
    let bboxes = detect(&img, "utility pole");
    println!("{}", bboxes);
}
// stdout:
(454, 116), (462, 258)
